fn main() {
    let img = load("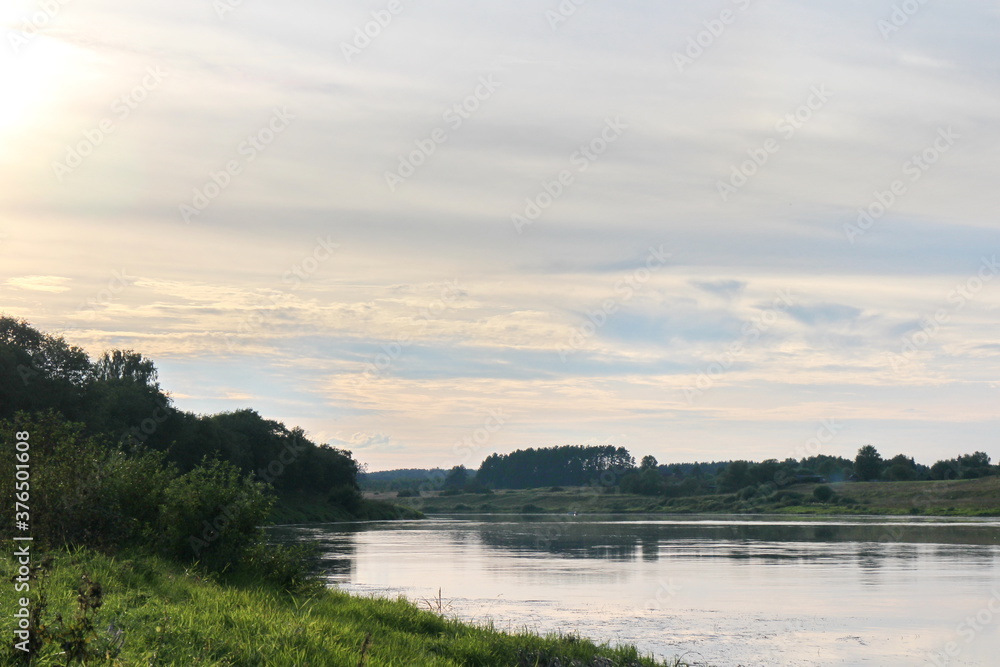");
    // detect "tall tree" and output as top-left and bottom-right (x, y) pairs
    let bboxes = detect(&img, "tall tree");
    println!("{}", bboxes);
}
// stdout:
(854, 445), (883, 481)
